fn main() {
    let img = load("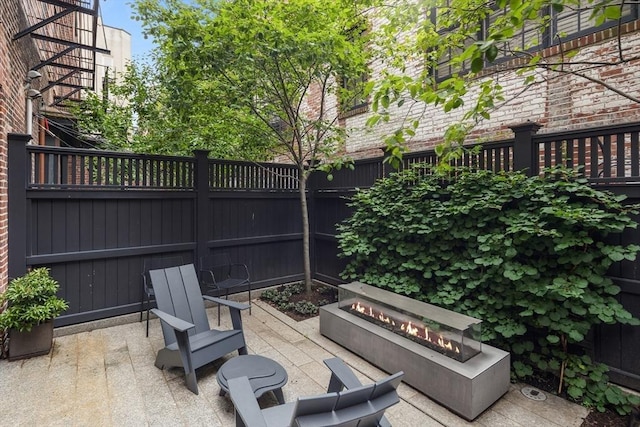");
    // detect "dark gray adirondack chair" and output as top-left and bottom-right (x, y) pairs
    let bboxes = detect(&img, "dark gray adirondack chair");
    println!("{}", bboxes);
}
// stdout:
(228, 357), (403, 427)
(150, 263), (249, 394)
